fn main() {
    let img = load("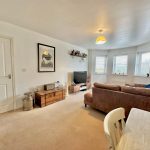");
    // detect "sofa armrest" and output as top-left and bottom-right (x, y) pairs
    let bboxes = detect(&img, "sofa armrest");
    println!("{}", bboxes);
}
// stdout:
(84, 93), (93, 105)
